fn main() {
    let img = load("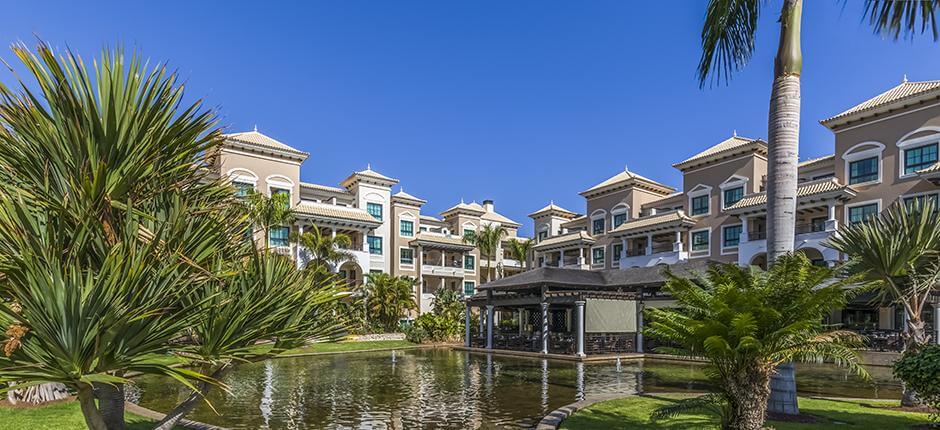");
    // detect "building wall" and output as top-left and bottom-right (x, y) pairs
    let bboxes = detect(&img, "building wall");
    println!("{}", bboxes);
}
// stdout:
(219, 149), (302, 203)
